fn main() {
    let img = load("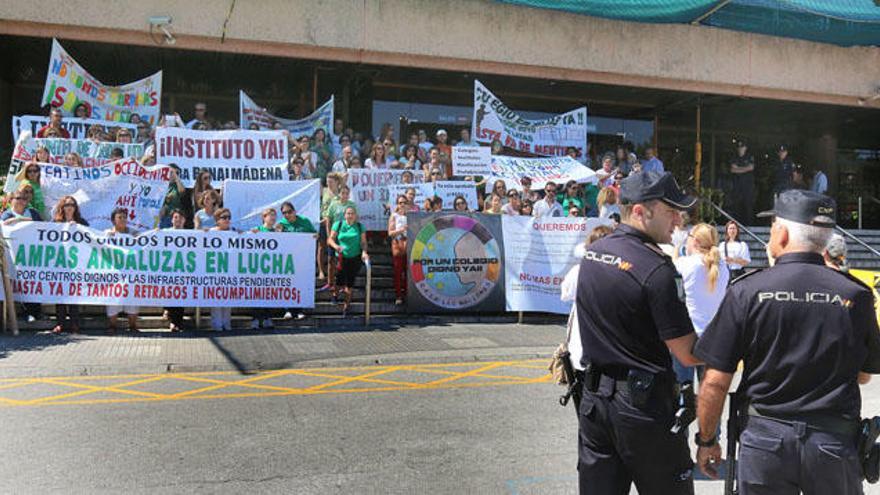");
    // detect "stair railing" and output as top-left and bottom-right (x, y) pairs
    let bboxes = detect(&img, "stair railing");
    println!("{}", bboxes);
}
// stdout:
(364, 258), (372, 327)
(835, 225), (880, 260)
(702, 198), (767, 247)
